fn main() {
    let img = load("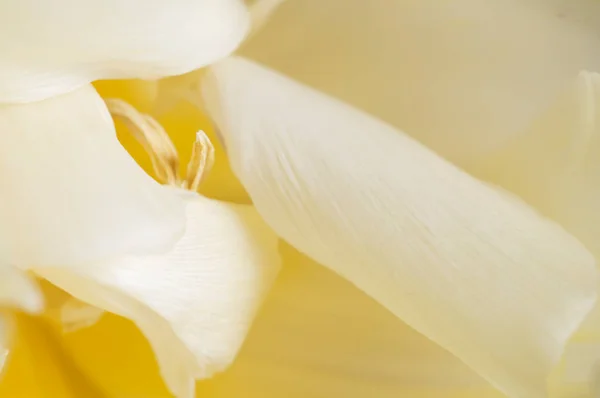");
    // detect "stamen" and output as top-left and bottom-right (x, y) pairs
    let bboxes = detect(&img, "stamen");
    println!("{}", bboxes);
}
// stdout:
(104, 98), (215, 192)
(184, 130), (215, 192)
(105, 98), (179, 185)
